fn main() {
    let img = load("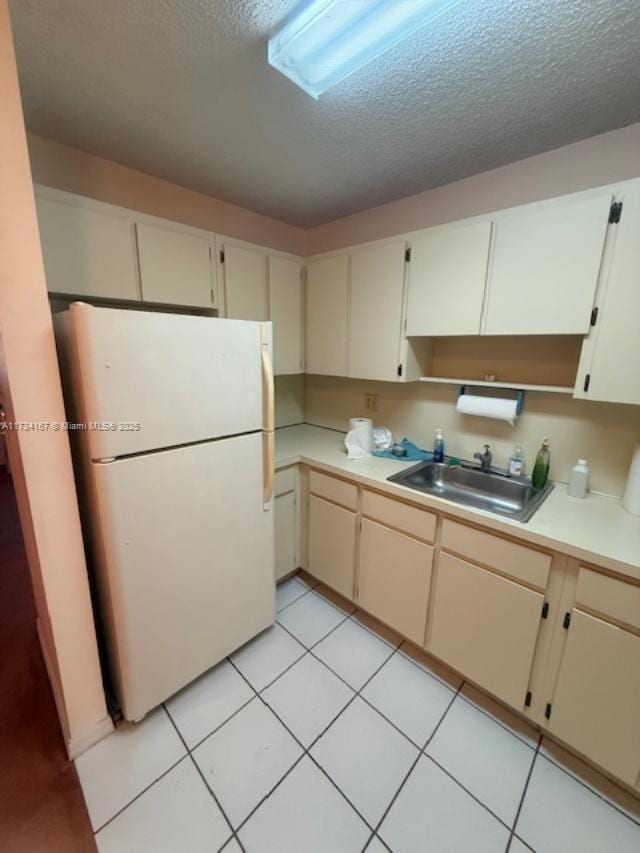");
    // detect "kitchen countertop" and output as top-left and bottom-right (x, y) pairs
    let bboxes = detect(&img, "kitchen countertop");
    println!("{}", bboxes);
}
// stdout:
(275, 424), (640, 582)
